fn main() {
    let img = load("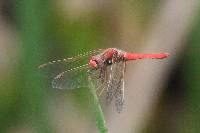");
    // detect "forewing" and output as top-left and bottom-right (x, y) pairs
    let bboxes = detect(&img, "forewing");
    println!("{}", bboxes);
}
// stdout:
(52, 65), (90, 89)
(38, 49), (104, 89)
(88, 68), (105, 90)
(106, 65), (115, 103)
(38, 49), (104, 69)
(106, 61), (126, 112)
